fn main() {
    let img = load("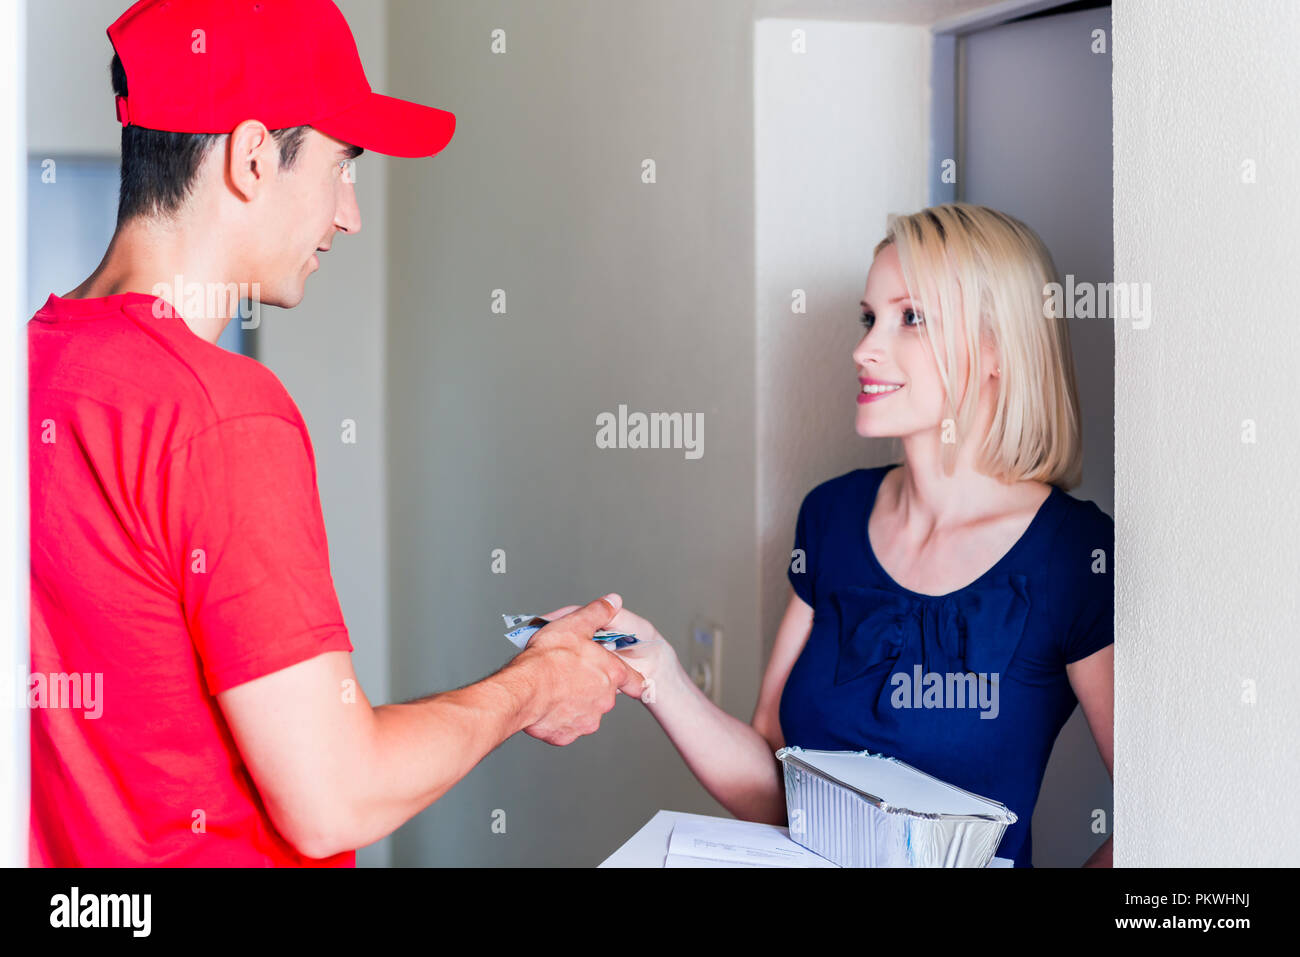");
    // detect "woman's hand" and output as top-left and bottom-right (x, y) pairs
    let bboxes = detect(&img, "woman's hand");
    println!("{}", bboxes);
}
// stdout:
(607, 608), (681, 705)
(535, 601), (788, 825)
(539, 603), (681, 705)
